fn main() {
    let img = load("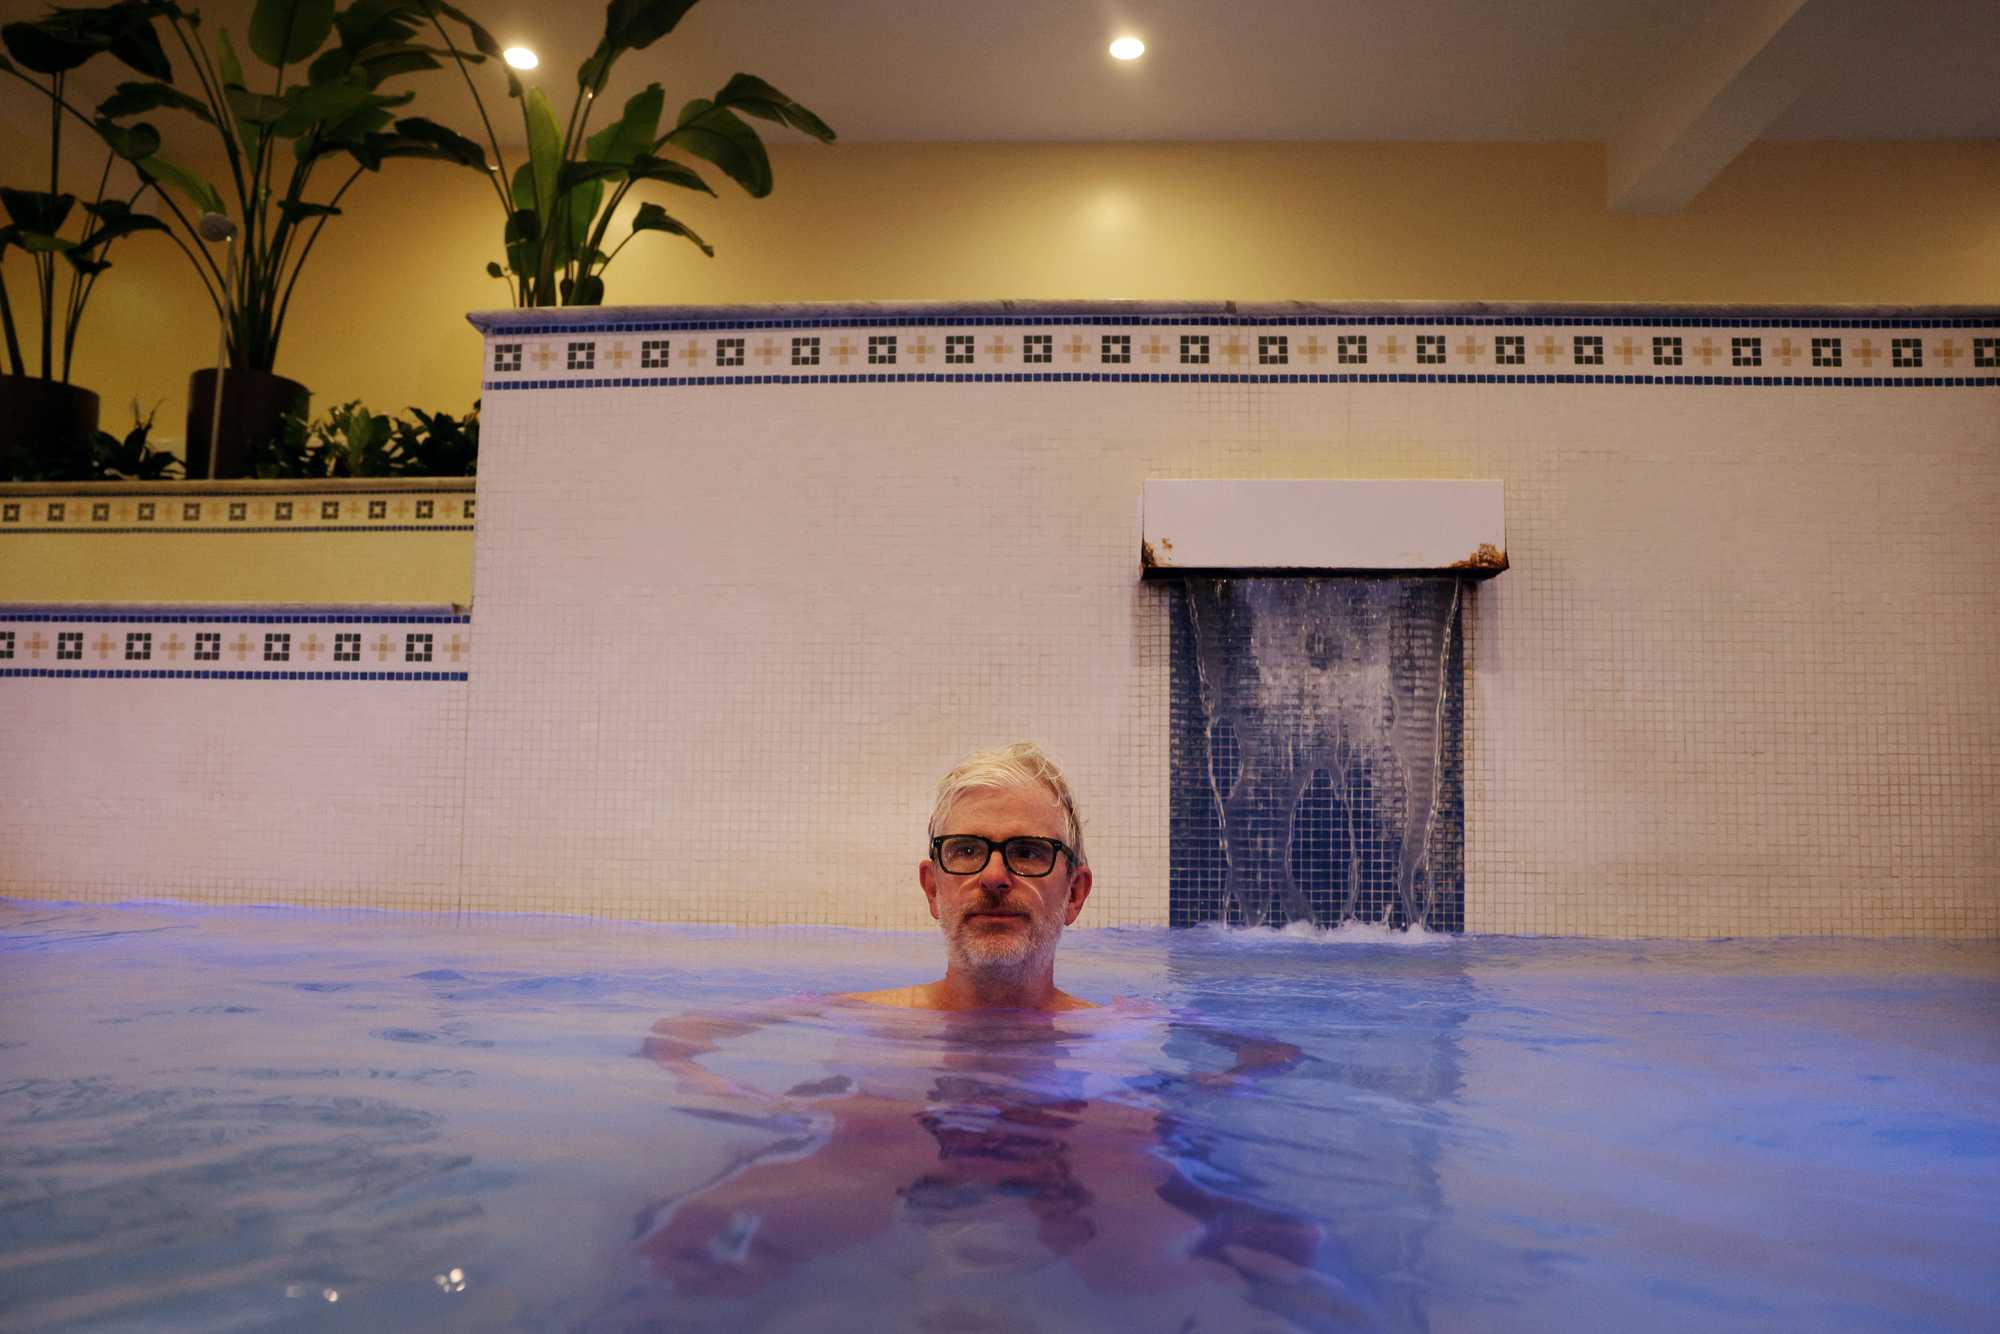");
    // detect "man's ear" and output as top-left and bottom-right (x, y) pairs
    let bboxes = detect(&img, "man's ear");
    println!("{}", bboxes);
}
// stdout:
(919, 858), (942, 921)
(1062, 865), (1093, 925)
